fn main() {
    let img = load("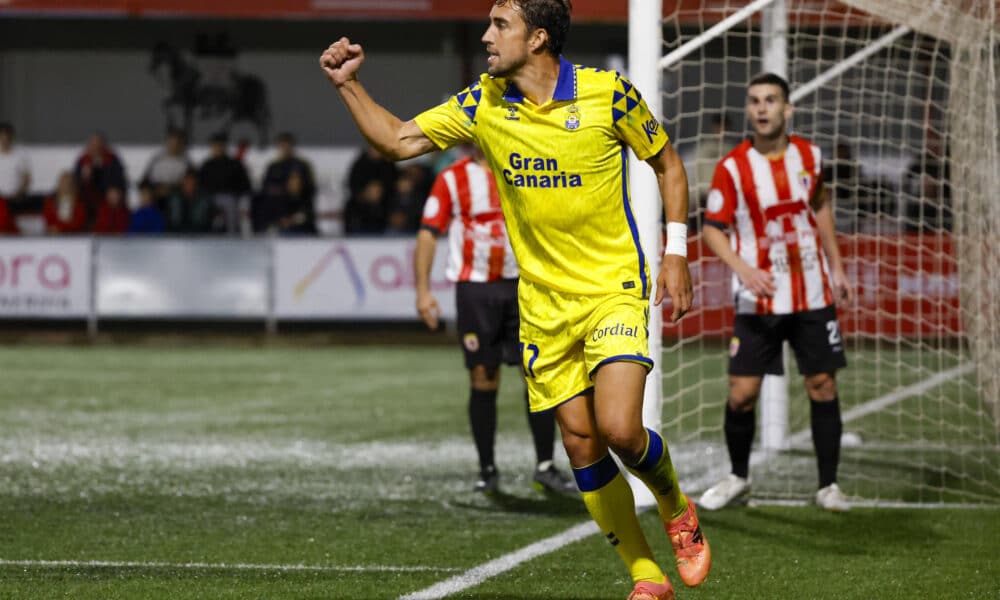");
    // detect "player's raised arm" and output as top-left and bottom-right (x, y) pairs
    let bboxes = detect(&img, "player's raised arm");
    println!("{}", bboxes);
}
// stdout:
(648, 142), (693, 322)
(319, 38), (437, 160)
